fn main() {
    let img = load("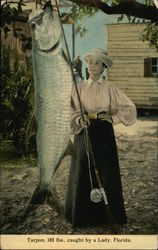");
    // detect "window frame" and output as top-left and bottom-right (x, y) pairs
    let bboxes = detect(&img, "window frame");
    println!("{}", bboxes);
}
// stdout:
(144, 57), (158, 78)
